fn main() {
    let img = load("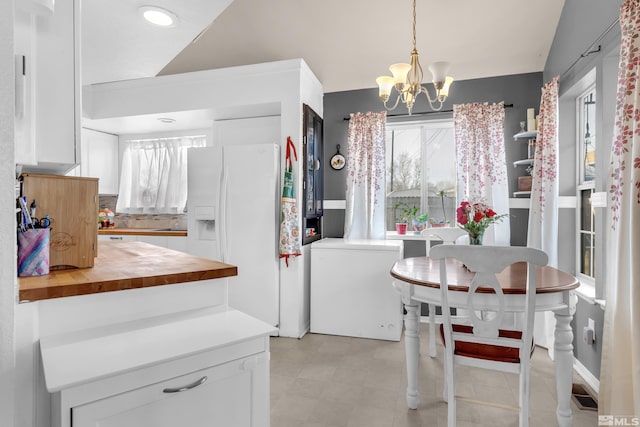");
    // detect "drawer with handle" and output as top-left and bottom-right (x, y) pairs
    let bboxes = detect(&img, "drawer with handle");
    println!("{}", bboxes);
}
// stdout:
(72, 354), (267, 427)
